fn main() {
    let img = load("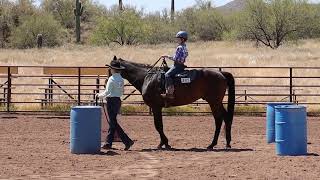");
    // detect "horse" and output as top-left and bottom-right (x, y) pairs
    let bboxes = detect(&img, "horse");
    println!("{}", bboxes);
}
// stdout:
(112, 56), (235, 150)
